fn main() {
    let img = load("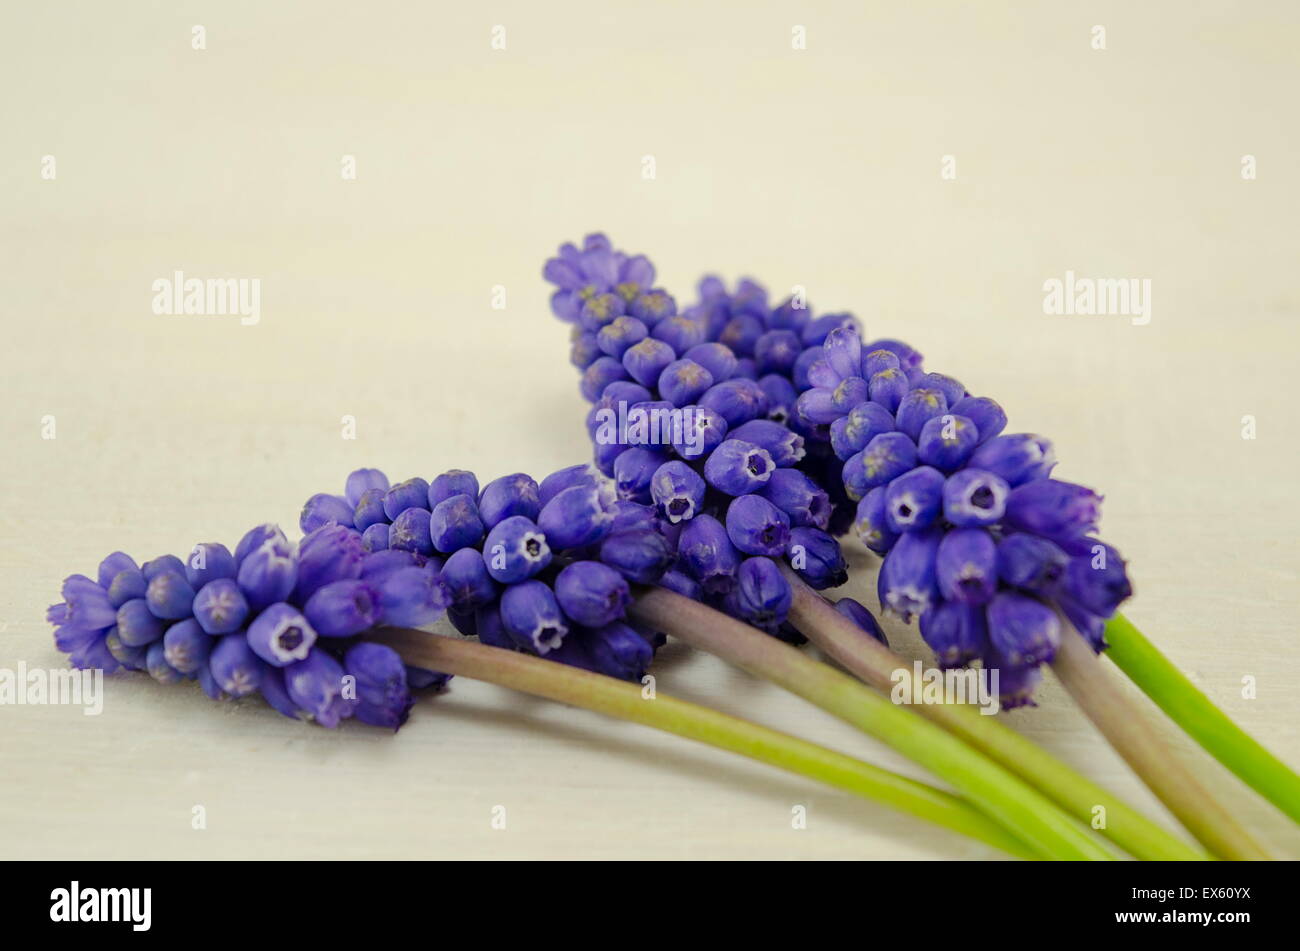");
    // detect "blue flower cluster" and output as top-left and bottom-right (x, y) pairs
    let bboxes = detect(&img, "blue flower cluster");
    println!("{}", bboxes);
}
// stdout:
(301, 465), (673, 682)
(544, 235), (870, 638)
(545, 233), (1133, 707)
(799, 326), (1132, 706)
(48, 520), (450, 729)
